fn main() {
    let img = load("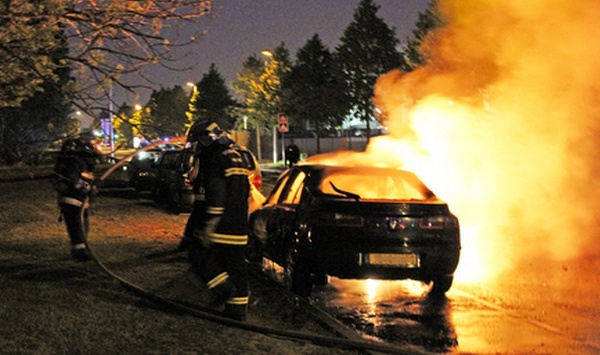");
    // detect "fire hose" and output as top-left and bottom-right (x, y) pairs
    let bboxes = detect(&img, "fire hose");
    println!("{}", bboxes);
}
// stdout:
(80, 139), (410, 354)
